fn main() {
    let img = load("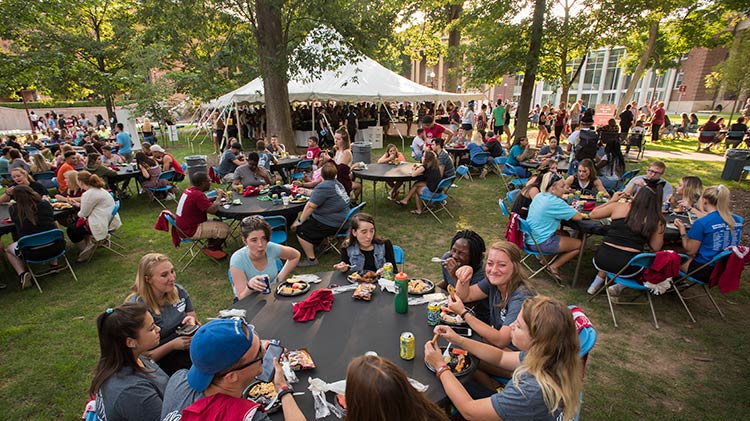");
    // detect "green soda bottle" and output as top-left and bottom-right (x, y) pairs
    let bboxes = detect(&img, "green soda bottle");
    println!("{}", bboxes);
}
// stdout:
(394, 272), (409, 314)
